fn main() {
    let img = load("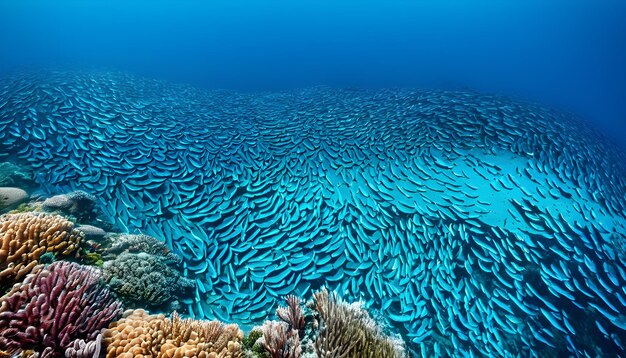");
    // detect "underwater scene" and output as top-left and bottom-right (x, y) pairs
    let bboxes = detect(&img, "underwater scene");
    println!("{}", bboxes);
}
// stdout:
(1, 1), (626, 357)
